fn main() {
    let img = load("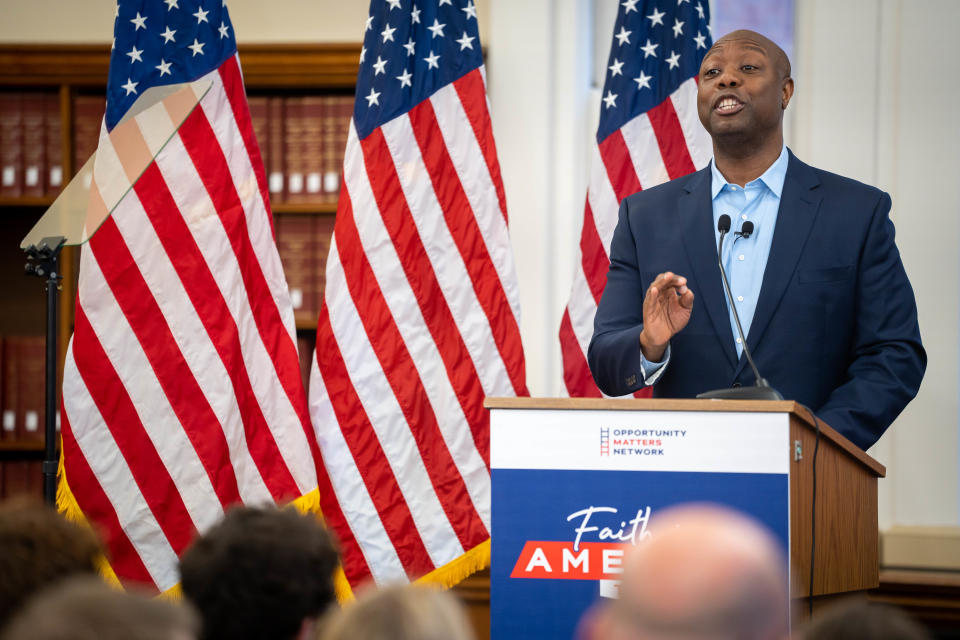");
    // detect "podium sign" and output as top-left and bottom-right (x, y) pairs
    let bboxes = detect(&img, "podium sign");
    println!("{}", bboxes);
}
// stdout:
(490, 404), (791, 639)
